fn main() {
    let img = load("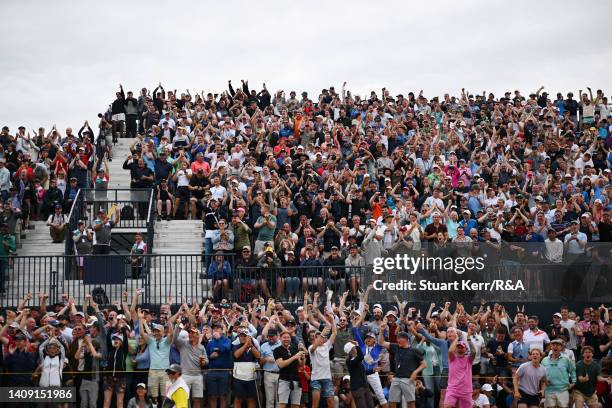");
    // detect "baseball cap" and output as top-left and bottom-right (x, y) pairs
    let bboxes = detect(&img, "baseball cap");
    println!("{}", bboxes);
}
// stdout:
(166, 363), (182, 374)
(481, 384), (493, 392)
(553, 313), (562, 318)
